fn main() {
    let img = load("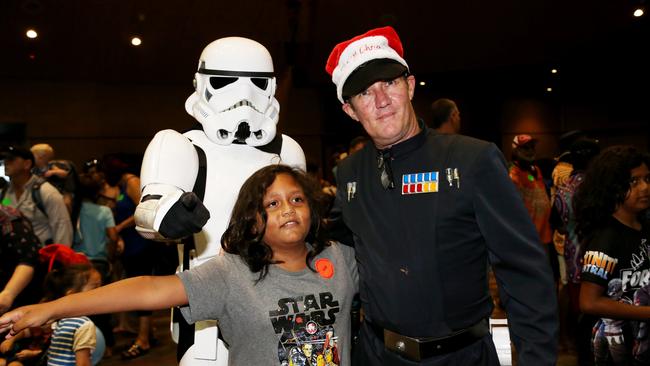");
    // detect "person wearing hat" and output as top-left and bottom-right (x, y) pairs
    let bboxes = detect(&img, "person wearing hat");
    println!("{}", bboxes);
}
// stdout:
(325, 27), (557, 365)
(509, 134), (553, 253)
(0, 146), (73, 246)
